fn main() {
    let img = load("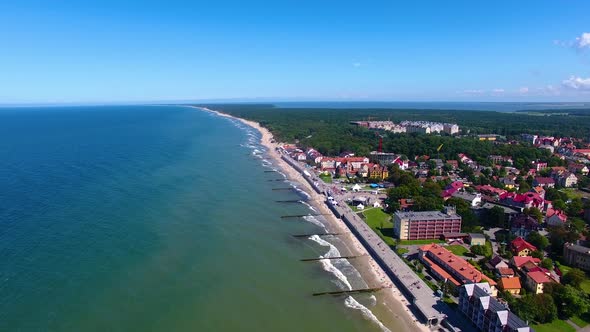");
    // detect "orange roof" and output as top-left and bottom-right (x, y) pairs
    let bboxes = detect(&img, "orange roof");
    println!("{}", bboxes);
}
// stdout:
(420, 244), (497, 286)
(497, 267), (515, 276)
(421, 255), (461, 286)
(500, 277), (522, 290)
